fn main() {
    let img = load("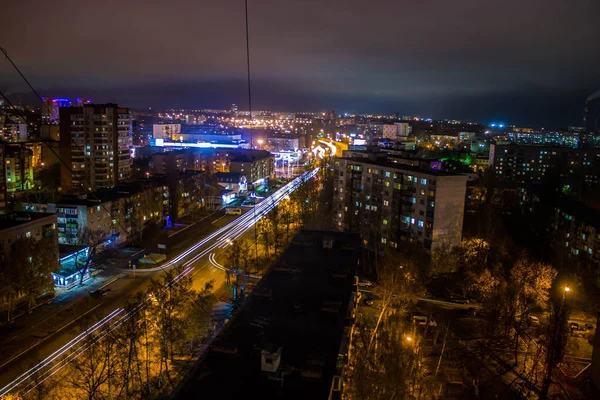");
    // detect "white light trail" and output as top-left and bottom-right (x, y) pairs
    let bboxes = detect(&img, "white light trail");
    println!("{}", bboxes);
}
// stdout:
(0, 167), (319, 396)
